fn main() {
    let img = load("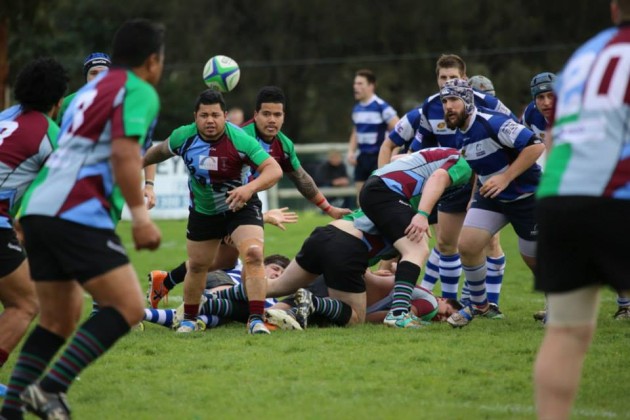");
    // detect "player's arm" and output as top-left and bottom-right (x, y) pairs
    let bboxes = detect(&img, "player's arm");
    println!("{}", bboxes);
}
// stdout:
(226, 157), (282, 211)
(347, 127), (358, 166)
(404, 169), (453, 243)
(377, 137), (399, 168)
(143, 164), (157, 209)
(286, 167), (351, 219)
(143, 139), (174, 167)
(111, 137), (160, 250)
